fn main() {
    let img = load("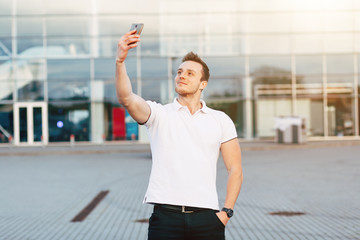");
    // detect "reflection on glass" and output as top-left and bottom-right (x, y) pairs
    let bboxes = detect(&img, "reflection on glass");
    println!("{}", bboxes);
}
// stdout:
(327, 97), (354, 136)
(0, 104), (13, 143)
(248, 35), (291, 55)
(293, 34), (323, 54)
(250, 56), (291, 74)
(16, 0), (44, 14)
(33, 107), (42, 142)
(47, 59), (90, 80)
(327, 55), (354, 74)
(141, 57), (168, 78)
(0, 0), (11, 15)
(46, 17), (90, 36)
(296, 98), (324, 136)
(296, 76), (323, 97)
(141, 78), (168, 103)
(0, 18), (11, 37)
(48, 81), (89, 101)
(19, 107), (27, 142)
(296, 55), (322, 75)
(47, 38), (90, 56)
(0, 60), (13, 100)
(0, 39), (12, 56)
(323, 33), (353, 53)
(17, 18), (43, 37)
(17, 80), (44, 101)
(48, 103), (90, 142)
(204, 78), (243, 100)
(17, 38), (44, 56)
